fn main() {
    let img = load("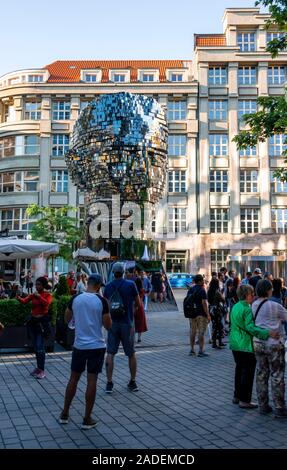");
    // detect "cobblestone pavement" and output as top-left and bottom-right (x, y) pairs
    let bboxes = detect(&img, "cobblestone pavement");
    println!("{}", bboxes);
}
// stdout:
(0, 290), (286, 449)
